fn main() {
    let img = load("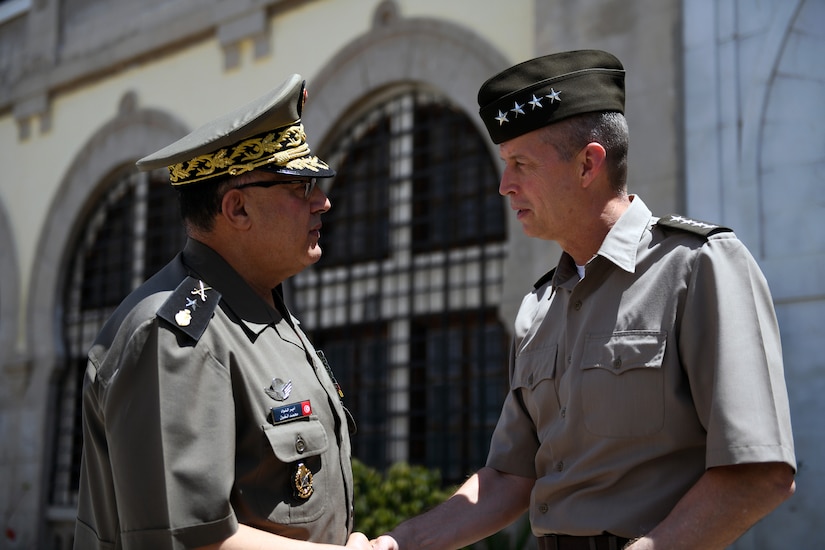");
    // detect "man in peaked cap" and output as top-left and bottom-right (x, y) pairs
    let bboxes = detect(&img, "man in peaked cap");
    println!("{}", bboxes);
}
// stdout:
(74, 75), (371, 550)
(373, 50), (795, 550)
